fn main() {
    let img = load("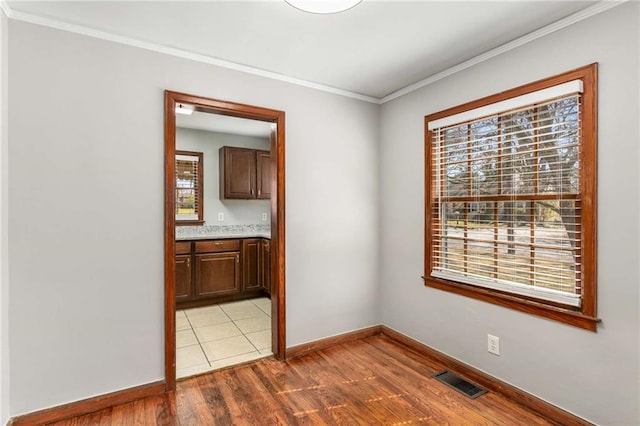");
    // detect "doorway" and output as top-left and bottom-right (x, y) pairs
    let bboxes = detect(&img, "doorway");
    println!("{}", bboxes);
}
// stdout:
(164, 91), (285, 390)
